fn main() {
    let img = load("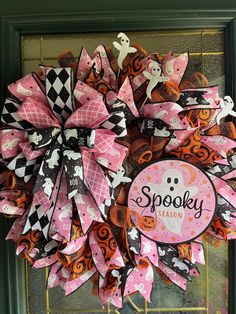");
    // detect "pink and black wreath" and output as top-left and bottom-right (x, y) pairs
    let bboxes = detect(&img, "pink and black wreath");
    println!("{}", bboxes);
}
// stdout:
(0, 33), (235, 307)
